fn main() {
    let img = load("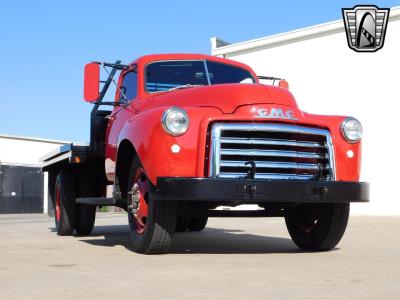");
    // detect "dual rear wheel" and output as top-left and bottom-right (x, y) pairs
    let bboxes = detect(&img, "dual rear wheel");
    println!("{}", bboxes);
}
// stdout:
(175, 215), (208, 232)
(52, 169), (96, 236)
